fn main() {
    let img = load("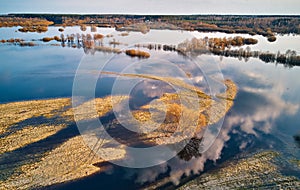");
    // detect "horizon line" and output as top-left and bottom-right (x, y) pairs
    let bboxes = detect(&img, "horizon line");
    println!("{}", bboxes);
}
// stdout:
(2, 12), (300, 16)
